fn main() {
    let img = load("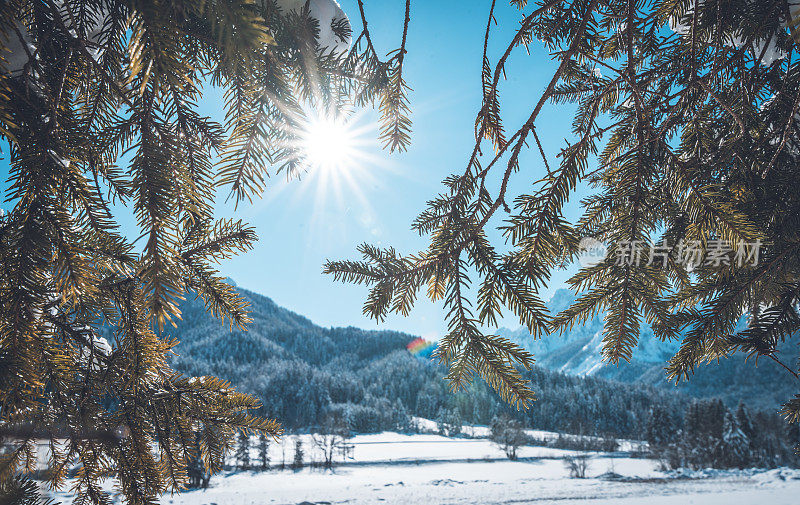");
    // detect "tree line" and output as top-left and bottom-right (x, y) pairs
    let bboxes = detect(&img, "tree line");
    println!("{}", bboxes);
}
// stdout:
(647, 399), (800, 469)
(168, 288), (798, 471)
